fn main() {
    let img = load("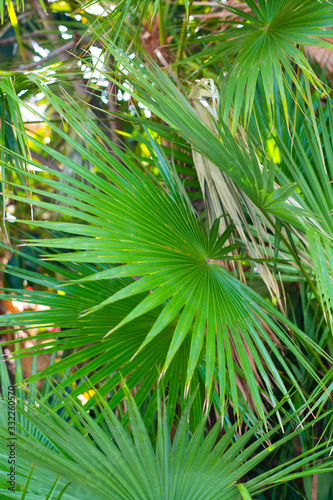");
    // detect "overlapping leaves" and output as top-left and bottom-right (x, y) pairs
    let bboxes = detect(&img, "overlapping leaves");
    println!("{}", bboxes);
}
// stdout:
(0, 384), (332, 500)
(191, 0), (333, 131)
(92, 43), (304, 228)
(0, 244), (206, 426)
(0, 82), (329, 419)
